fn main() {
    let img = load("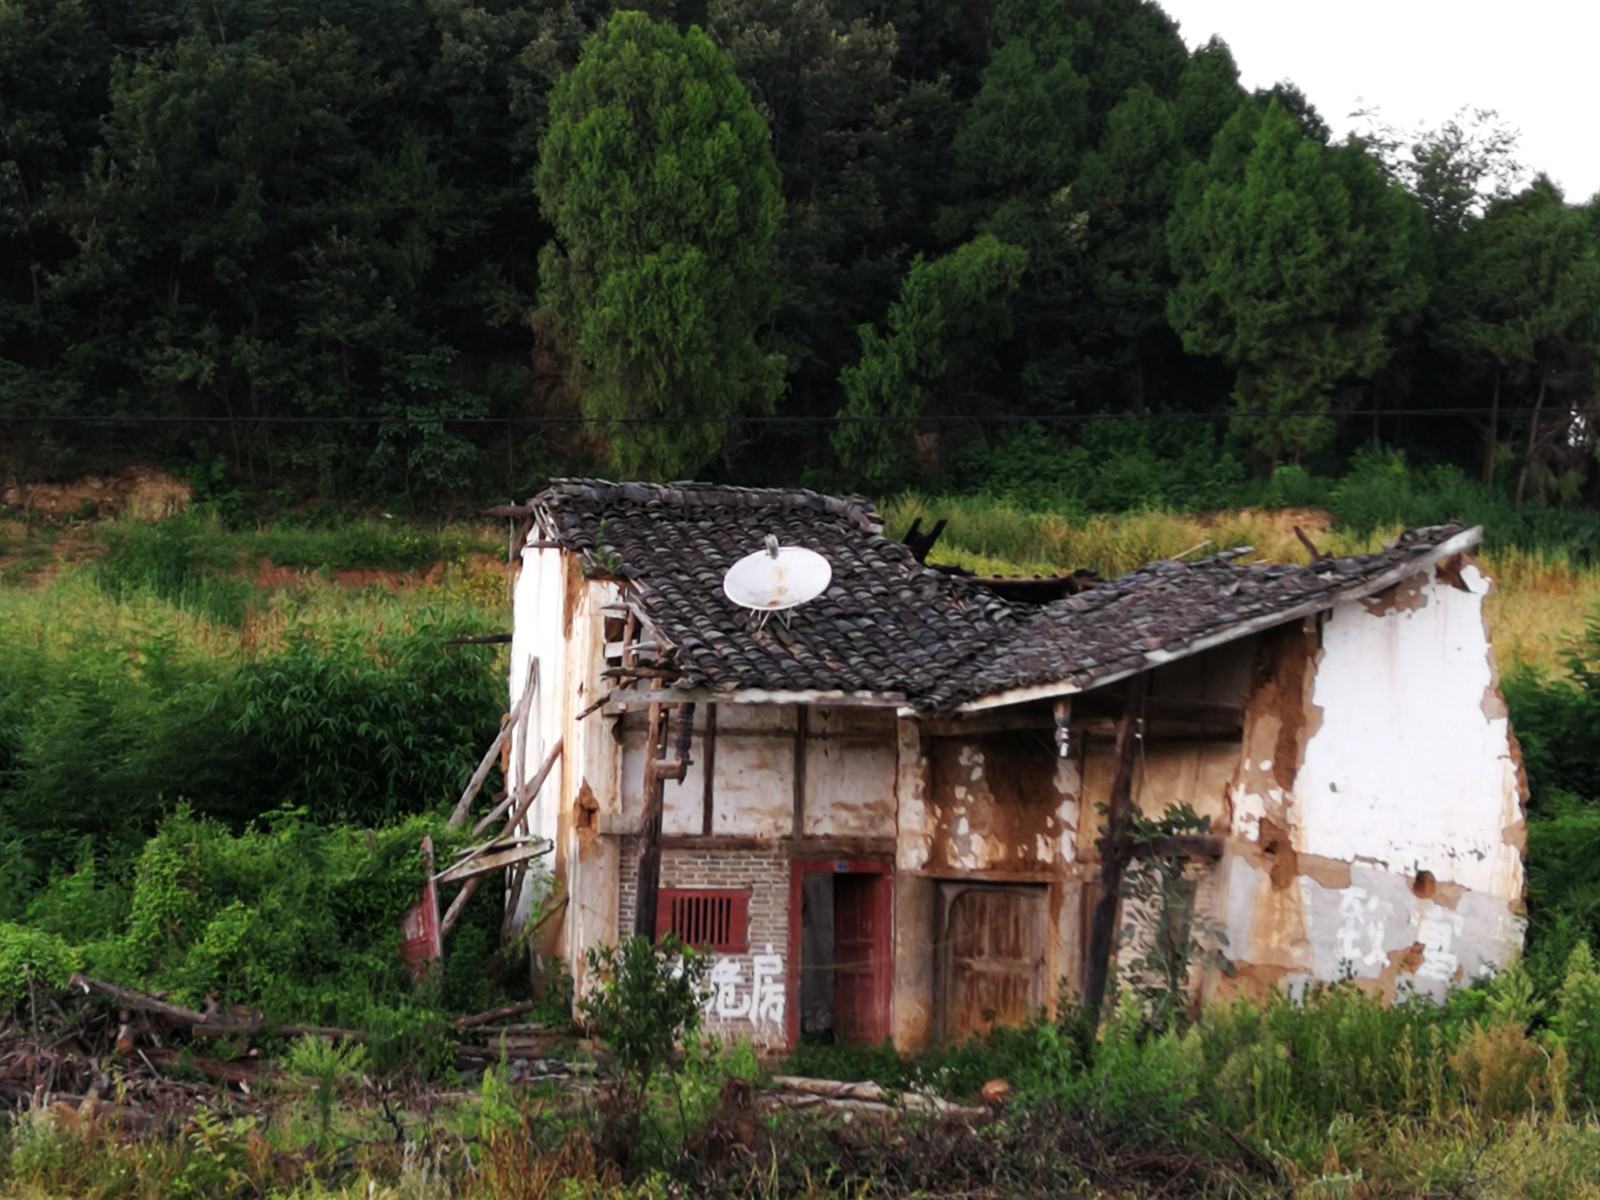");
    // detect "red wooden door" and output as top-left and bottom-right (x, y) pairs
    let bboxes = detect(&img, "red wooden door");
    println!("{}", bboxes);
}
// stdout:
(834, 873), (888, 1044)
